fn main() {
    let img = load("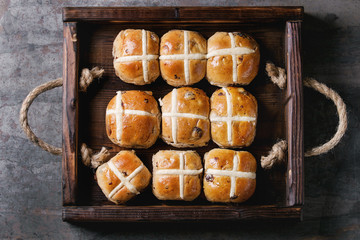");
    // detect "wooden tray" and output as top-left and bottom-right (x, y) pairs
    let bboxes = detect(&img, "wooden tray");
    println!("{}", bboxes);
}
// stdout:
(62, 7), (304, 222)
